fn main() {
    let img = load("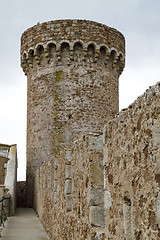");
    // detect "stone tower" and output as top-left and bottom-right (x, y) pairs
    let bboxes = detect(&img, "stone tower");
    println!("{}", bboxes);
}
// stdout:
(21, 20), (125, 207)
